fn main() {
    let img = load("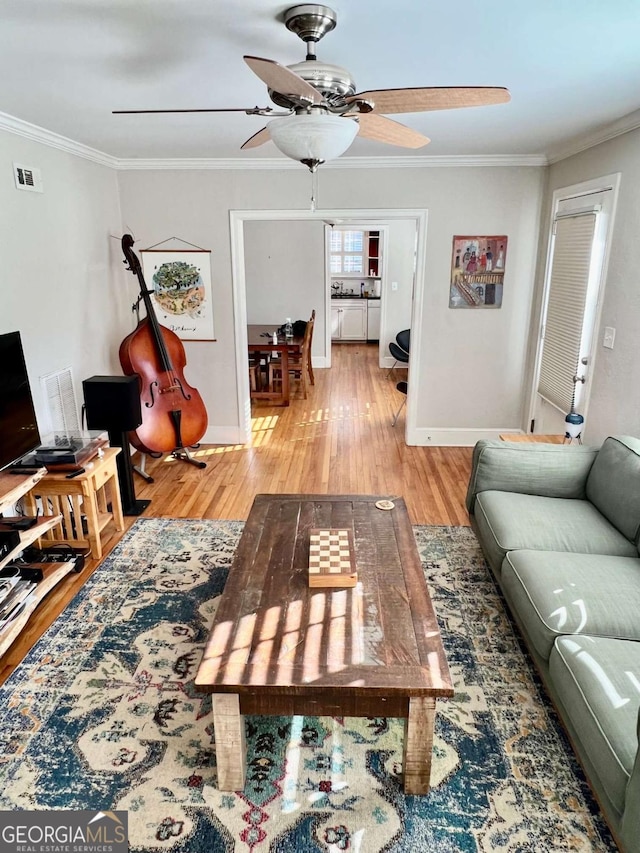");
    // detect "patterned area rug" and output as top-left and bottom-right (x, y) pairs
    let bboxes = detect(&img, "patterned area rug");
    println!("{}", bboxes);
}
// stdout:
(0, 519), (616, 852)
